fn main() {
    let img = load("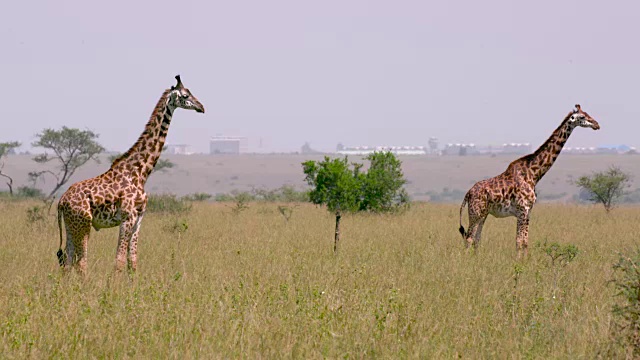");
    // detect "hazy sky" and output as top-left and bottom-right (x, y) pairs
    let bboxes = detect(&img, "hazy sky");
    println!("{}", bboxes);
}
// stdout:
(1, 0), (638, 153)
